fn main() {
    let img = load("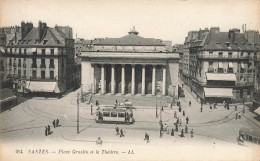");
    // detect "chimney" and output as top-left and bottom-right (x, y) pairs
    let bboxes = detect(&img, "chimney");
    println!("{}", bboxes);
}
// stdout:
(38, 21), (47, 41)
(21, 21), (33, 40)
